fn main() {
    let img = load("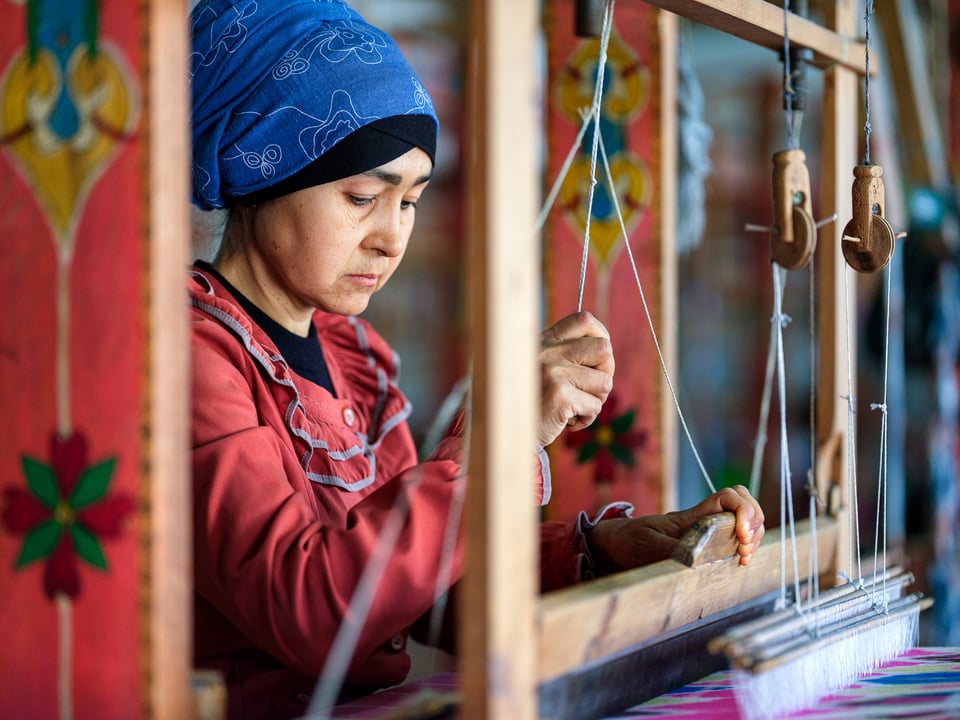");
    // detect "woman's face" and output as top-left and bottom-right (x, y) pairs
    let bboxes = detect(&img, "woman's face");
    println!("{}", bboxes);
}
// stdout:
(248, 147), (432, 319)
